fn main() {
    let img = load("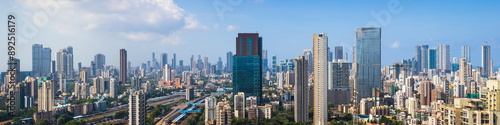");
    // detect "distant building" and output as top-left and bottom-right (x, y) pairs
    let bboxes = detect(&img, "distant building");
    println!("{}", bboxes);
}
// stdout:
(32, 44), (52, 77)
(186, 88), (194, 101)
(120, 49), (127, 83)
(56, 46), (74, 78)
